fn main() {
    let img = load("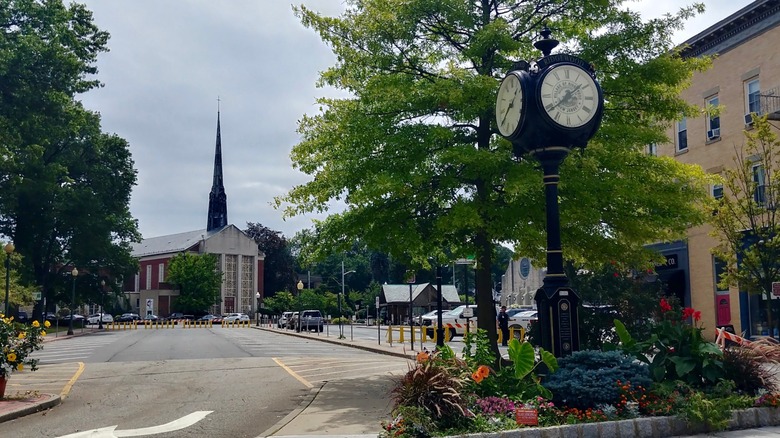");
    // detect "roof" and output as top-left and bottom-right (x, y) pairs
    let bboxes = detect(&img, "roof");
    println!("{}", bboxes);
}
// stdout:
(681, 0), (780, 58)
(131, 227), (225, 257)
(381, 283), (461, 305)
